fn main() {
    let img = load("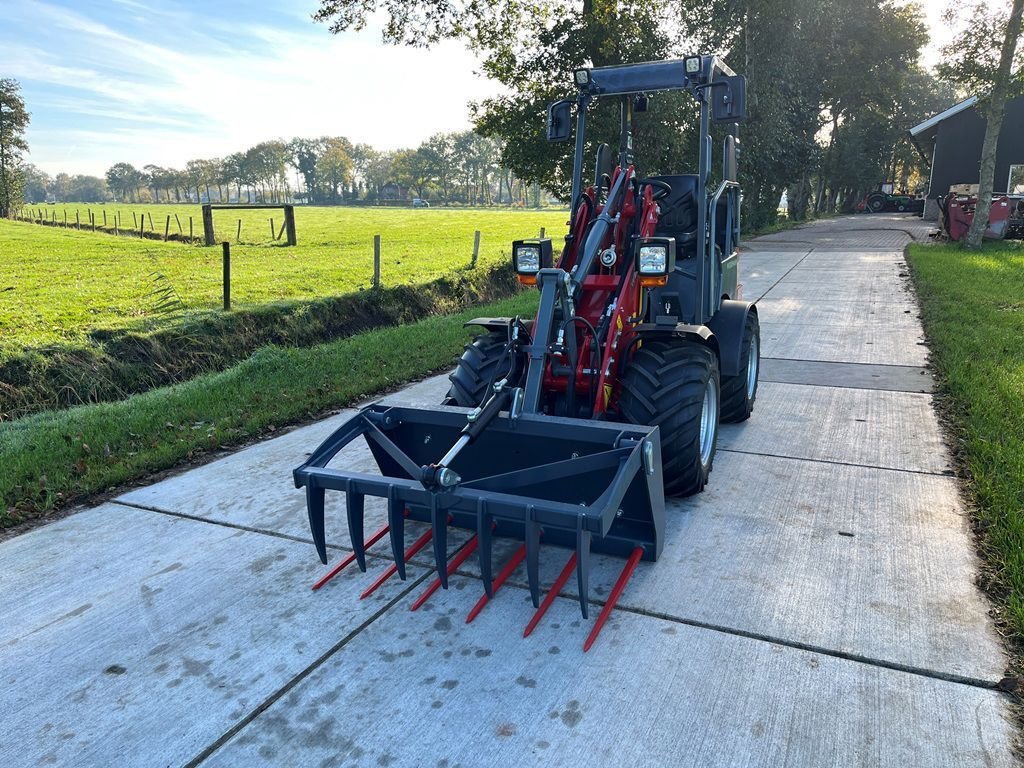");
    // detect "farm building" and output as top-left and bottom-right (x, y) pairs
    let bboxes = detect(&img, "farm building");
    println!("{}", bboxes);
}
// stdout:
(910, 94), (1024, 220)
